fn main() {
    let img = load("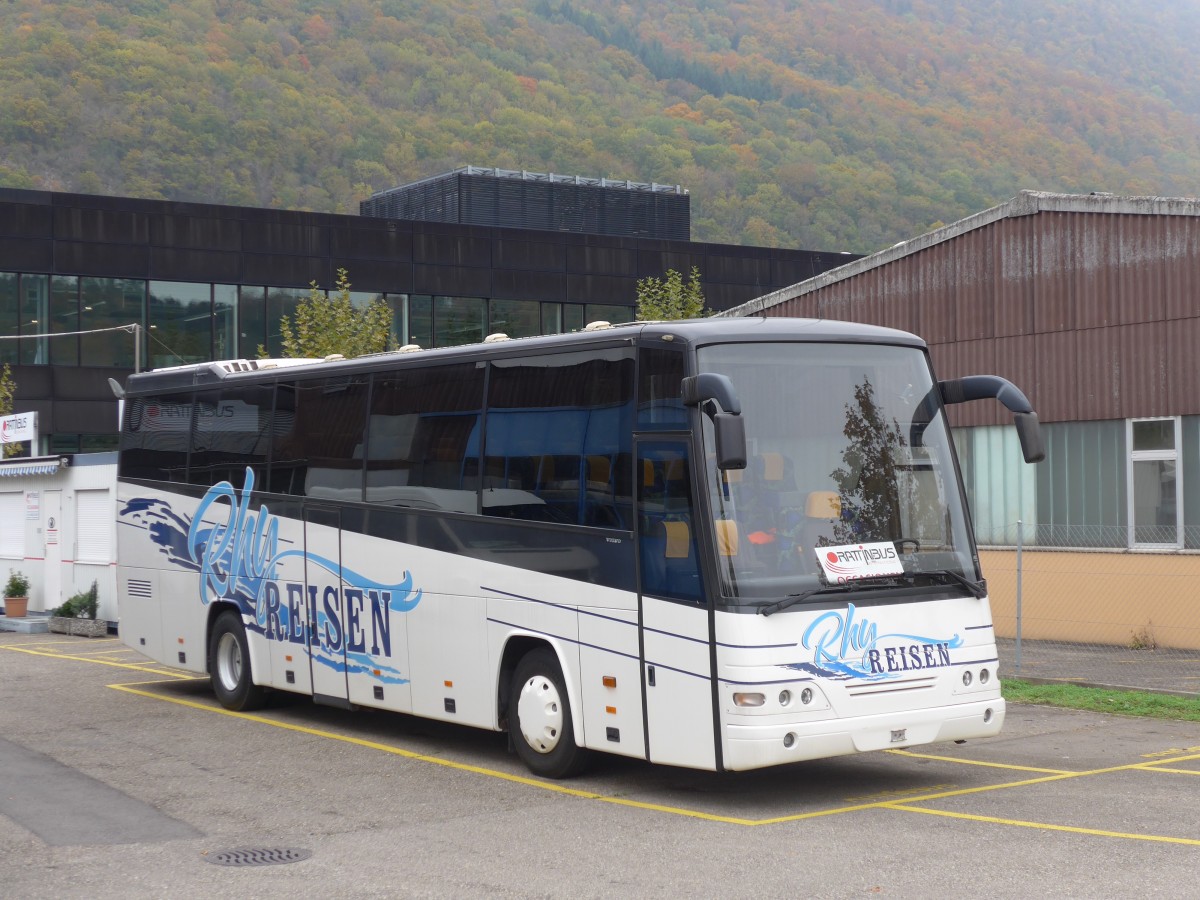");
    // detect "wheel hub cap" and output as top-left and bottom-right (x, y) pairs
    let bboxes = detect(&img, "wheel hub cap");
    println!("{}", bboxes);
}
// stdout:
(517, 674), (563, 754)
(217, 632), (242, 691)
